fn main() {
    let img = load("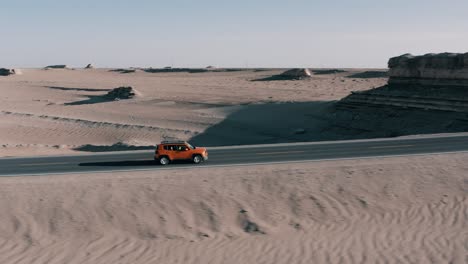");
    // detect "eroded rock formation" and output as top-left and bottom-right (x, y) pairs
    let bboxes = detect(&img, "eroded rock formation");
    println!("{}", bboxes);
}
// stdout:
(45, 65), (68, 69)
(0, 68), (17, 76)
(105, 86), (137, 100)
(280, 68), (312, 79)
(388, 53), (468, 86)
